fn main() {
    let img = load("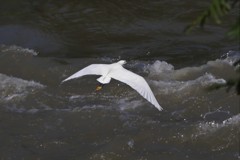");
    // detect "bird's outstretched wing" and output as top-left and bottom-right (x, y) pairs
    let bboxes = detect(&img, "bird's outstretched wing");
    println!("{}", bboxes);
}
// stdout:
(62, 64), (109, 83)
(109, 67), (163, 111)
